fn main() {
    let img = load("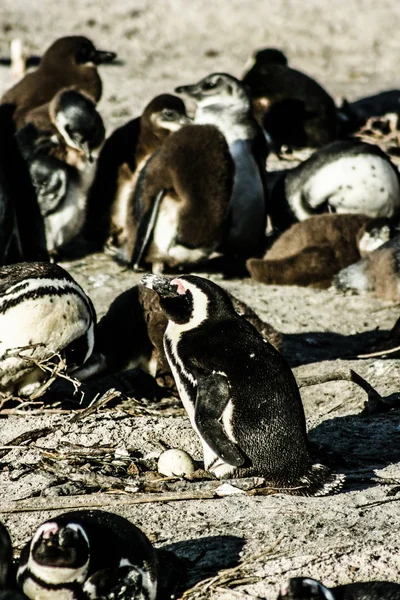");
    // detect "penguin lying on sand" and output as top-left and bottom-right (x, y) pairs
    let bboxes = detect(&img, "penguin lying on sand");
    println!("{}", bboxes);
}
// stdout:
(17, 510), (183, 600)
(278, 576), (400, 600)
(75, 283), (282, 399)
(246, 213), (394, 288)
(334, 233), (400, 301)
(1, 36), (116, 128)
(242, 47), (339, 151)
(268, 140), (400, 232)
(141, 273), (343, 495)
(0, 262), (95, 396)
(83, 94), (191, 257)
